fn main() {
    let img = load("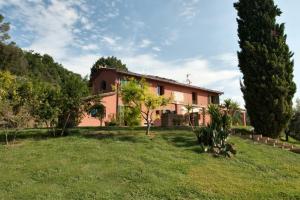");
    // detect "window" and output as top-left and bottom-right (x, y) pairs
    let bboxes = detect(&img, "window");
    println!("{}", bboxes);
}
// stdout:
(157, 85), (164, 96)
(208, 95), (220, 104)
(192, 92), (197, 104)
(101, 80), (107, 91)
